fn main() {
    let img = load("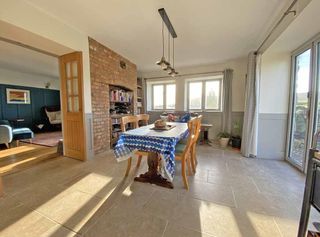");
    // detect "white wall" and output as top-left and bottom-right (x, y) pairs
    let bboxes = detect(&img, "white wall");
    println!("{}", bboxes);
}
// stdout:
(0, 0), (91, 113)
(259, 52), (291, 114)
(140, 57), (247, 112)
(0, 67), (60, 90)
